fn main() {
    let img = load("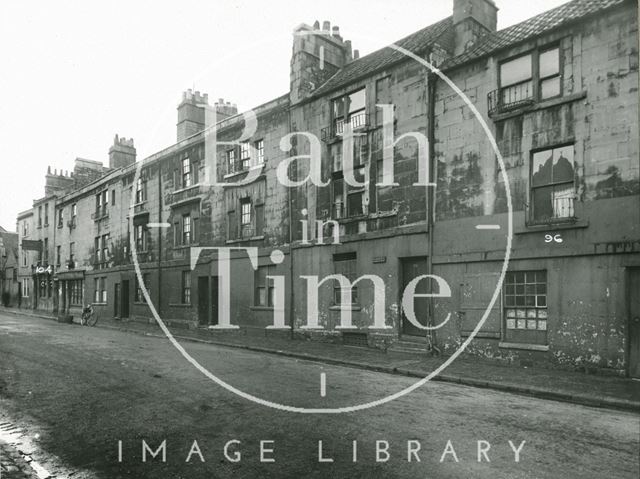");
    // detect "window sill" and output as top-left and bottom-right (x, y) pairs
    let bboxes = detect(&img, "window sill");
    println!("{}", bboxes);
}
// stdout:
(224, 164), (264, 179)
(92, 302), (107, 306)
(515, 218), (589, 235)
(168, 303), (192, 308)
(499, 342), (549, 352)
(489, 91), (587, 121)
(172, 183), (201, 195)
(173, 244), (200, 250)
(329, 305), (362, 312)
(133, 301), (148, 305)
(334, 209), (397, 224)
(226, 235), (265, 244)
(250, 306), (282, 311)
